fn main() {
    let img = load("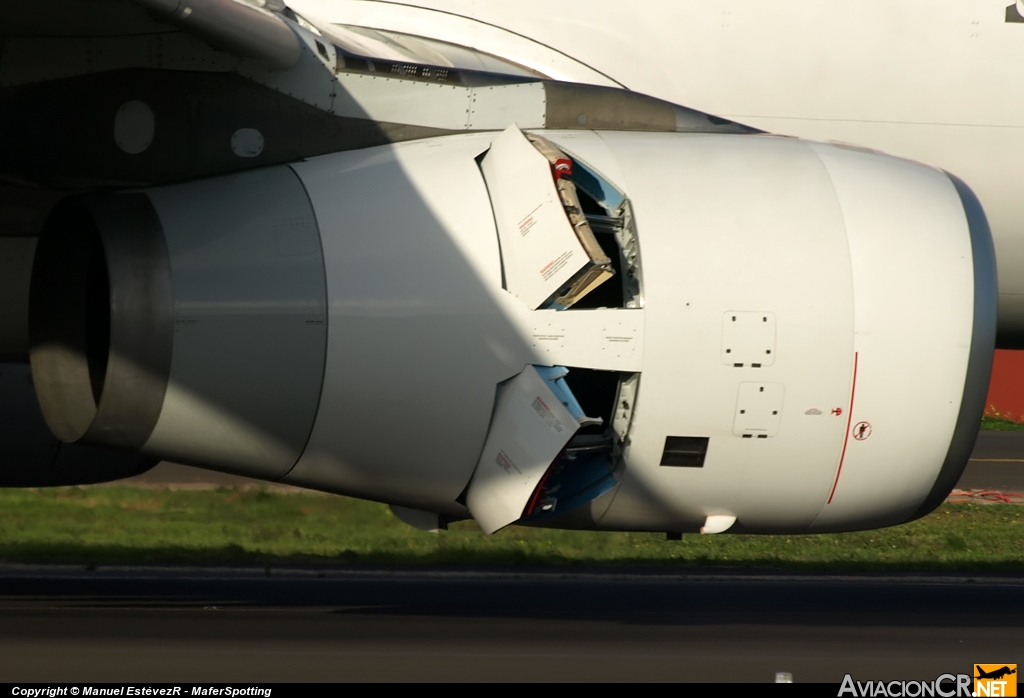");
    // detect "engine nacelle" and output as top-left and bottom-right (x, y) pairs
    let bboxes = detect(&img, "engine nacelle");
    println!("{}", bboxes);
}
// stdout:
(25, 129), (995, 533)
